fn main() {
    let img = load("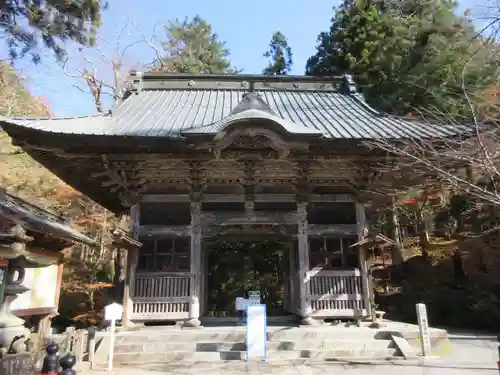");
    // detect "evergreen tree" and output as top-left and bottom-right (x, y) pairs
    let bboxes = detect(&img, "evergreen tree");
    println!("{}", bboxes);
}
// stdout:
(262, 31), (293, 75)
(305, 0), (499, 118)
(156, 15), (238, 74)
(2, 0), (104, 63)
